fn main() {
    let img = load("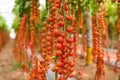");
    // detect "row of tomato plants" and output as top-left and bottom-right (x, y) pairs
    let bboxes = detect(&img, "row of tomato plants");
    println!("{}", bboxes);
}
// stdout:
(13, 0), (77, 80)
(12, 0), (120, 80)
(0, 28), (10, 52)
